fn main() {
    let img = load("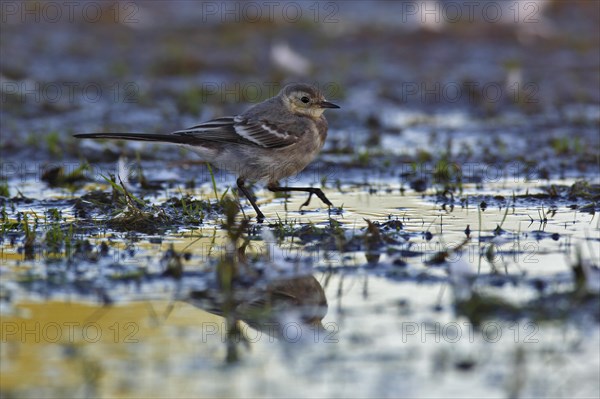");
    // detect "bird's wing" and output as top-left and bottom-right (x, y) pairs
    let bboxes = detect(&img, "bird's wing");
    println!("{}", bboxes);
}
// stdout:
(173, 116), (298, 148)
